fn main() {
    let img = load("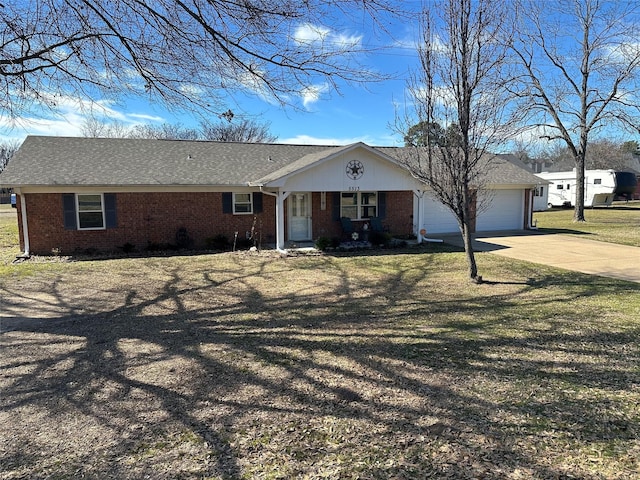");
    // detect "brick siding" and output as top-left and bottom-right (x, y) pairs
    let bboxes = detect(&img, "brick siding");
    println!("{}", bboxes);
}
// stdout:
(382, 191), (415, 234)
(18, 192), (274, 255)
(19, 190), (415, 255)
